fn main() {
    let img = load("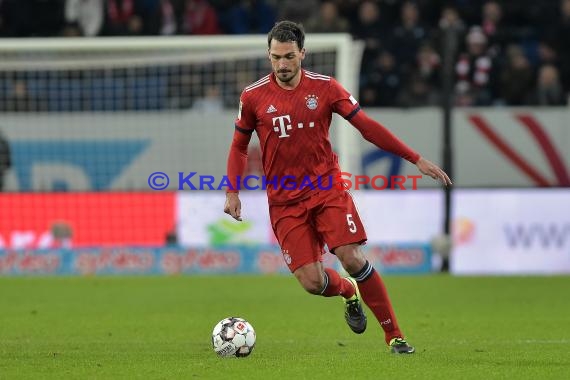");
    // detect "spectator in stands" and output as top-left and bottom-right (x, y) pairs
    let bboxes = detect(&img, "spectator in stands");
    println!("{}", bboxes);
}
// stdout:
(101, 0), (145, 36)
(446, 0), (484, 26)
(166, 66), (195, 109)
(398, 43), (441, 107)
(546, 0), (570, 93)
(221, 0), (276, 34)
(180, 0), (221, 35)
(480, 1), (508, 55)
(351, 1), (388, 63)
(136, 0), (180, 36)
(352, 1), (393, 105)
(439, 4), (466, 33)
(360, 50), (401, 107)
(432, 4), (466, 50)
(305, 1), (349, 34)
(1, 0), (568, 109)
(535, 39), (559, 68)
(530, 64), (567, 106)
(192, 84), (224, 112)
(276, 0), (319, 25)
(64, 0), (104, 37)
(391, 1), (428, 76)
(499, 44), (534, 105)
(330, 0), (361, 29)
(225, 69), (258, 107)
(416, 43), (441, 88)
(397, 72), (440, 107)
(0, 130), (10, 191)
(0, 78), (46, 112)
(454, 26), (497, 106)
